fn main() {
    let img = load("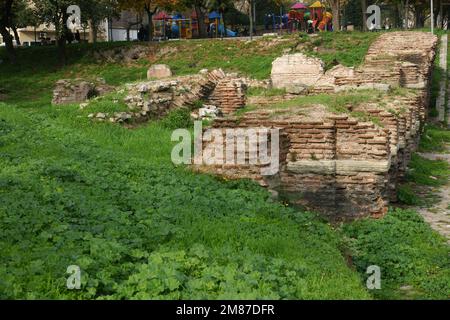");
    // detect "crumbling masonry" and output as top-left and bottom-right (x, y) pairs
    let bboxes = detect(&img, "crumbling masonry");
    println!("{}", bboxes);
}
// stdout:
(196, 32), (438, 221)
